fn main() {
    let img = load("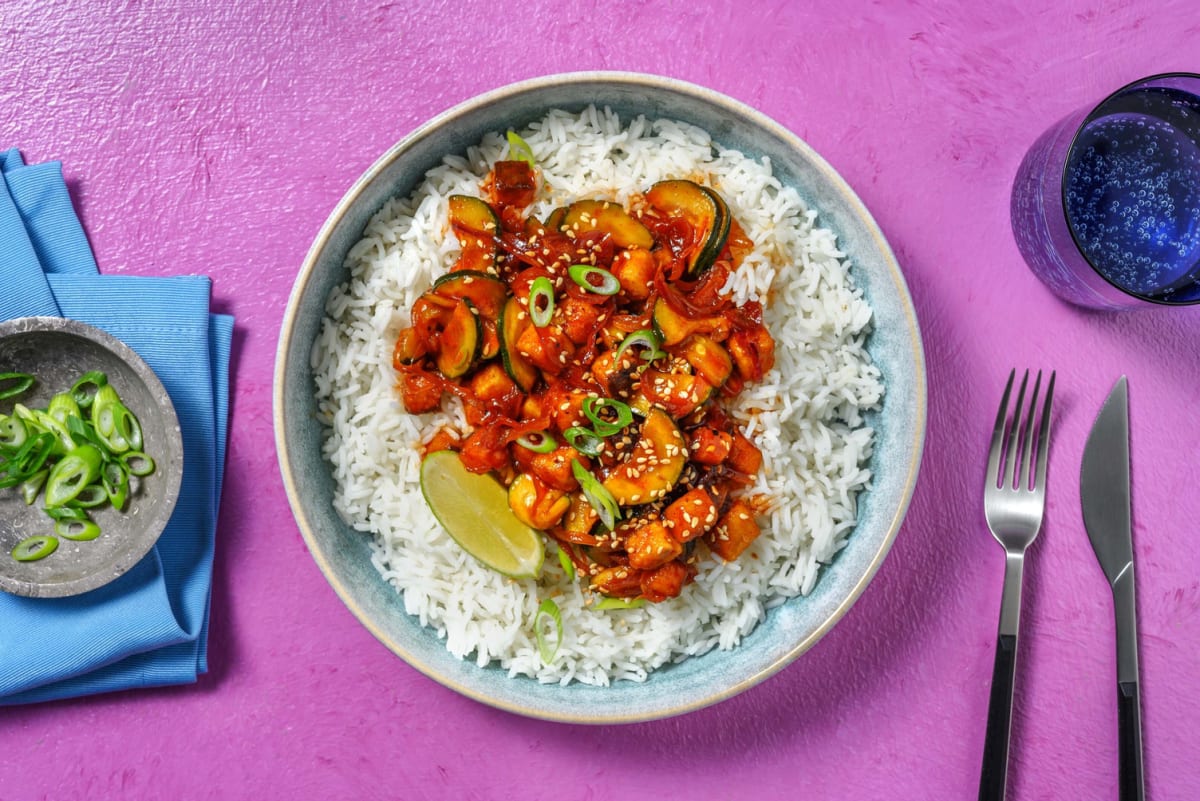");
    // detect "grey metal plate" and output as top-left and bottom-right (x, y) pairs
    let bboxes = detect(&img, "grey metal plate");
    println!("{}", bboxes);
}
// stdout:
(0, 317), (183, 598)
